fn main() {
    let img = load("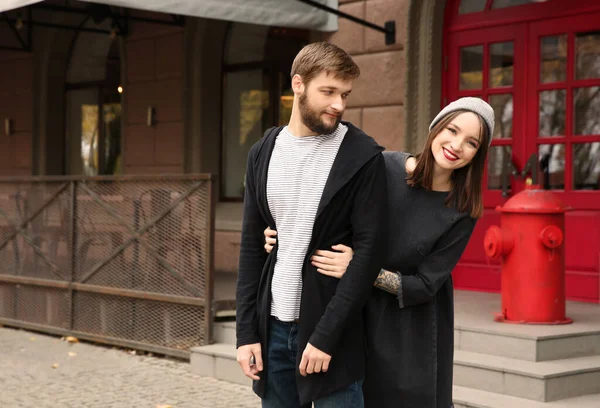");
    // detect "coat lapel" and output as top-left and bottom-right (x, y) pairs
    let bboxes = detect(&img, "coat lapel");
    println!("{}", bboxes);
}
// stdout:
(316, 122), (384, 218)
(254, 126), (281, 228)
